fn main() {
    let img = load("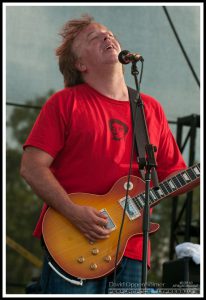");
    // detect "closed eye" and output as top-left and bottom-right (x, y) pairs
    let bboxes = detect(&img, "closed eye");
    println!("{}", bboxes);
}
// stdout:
(91, 36), (98, 40)
(88, 35), (98, 43)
